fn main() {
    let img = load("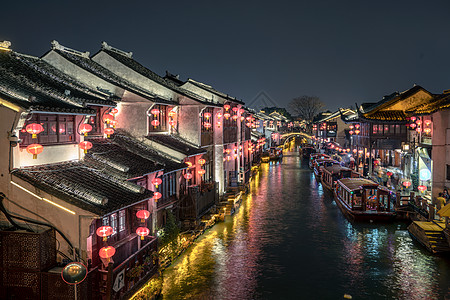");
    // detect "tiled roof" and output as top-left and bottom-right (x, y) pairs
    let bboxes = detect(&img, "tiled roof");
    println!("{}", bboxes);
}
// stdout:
(100, 49), (220, 106)
(53, 49), (175, 105)
(12, 161), (153, 215)
(84, 138), (164, 179)
(360, 110), (408, 122)
(145, 134), (206, 157)
(408, 94), (450, 115)
(316, 109), (354, 123)
(0, 51), (95, 114)
(15, 53), (116, 106)
(111, 131), (187, 173)
(186, 79), (245, 105)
